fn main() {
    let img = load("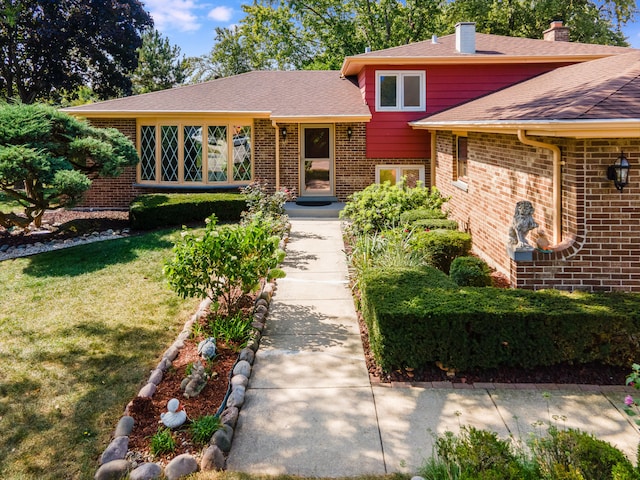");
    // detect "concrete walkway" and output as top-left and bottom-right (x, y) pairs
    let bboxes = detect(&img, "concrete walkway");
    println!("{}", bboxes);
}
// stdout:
(227, 219), (640, 476)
